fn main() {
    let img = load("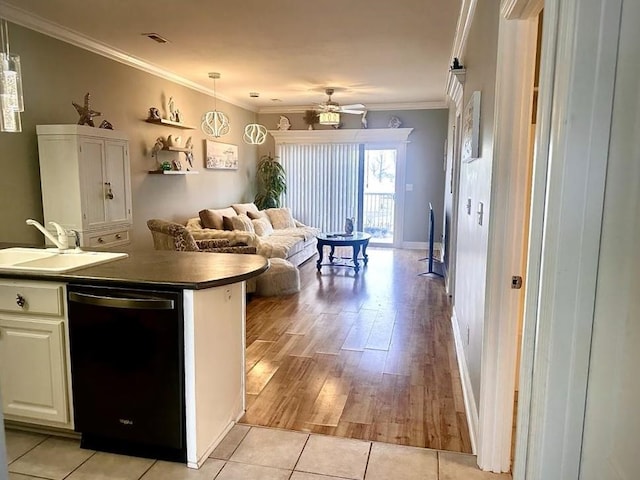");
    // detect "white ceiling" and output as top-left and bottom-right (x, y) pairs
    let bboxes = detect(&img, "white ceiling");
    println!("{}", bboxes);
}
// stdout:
(0, 0), (461, 111)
